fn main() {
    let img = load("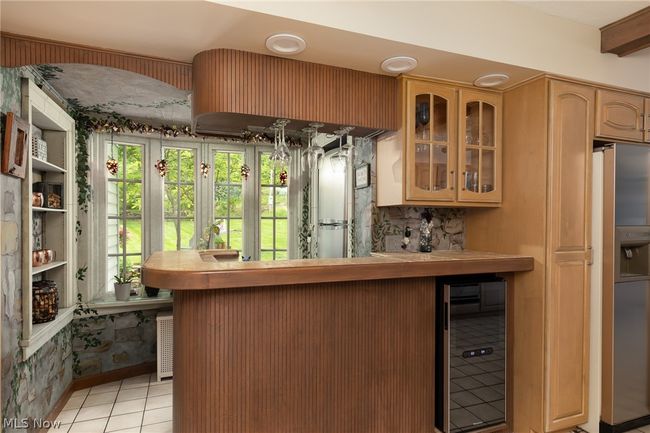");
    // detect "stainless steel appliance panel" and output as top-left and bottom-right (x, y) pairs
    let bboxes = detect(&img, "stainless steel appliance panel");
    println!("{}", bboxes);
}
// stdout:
(613, 281), (650, 424)
(616, 144), (650, 226)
